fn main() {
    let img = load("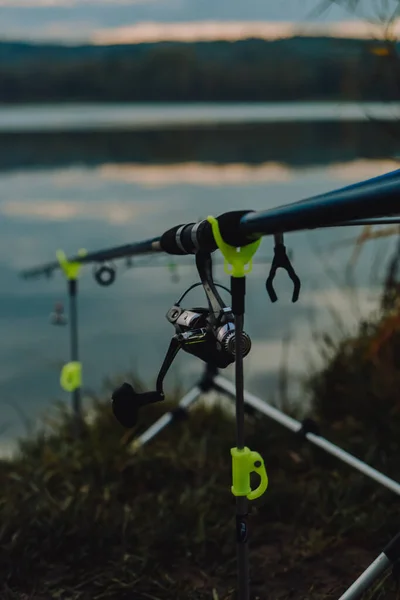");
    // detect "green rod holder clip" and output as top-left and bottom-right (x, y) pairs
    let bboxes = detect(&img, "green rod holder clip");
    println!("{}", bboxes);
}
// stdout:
(231, 447), (268, 501)
(56, 248), (87, 281)
(207, 216), (262, 278)
(60, 362), (82, 393)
